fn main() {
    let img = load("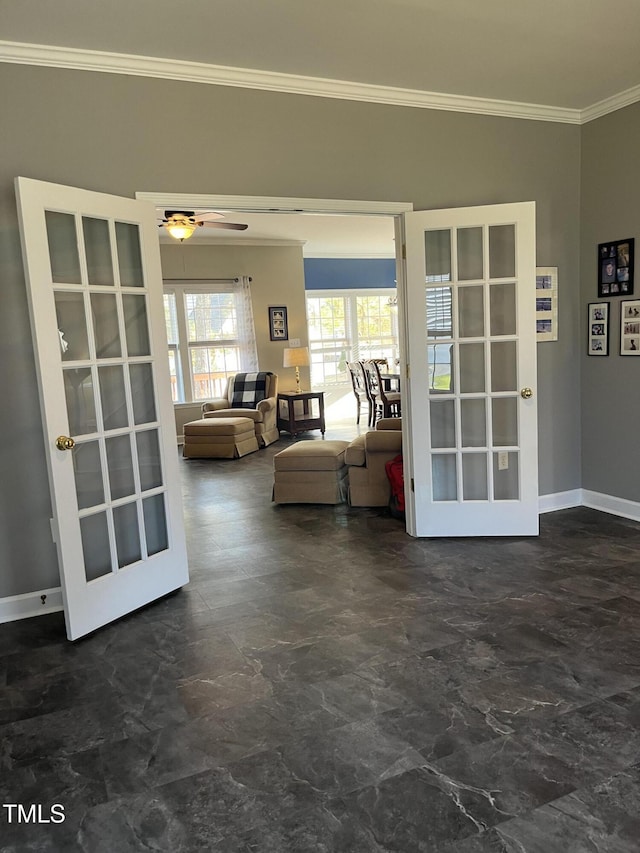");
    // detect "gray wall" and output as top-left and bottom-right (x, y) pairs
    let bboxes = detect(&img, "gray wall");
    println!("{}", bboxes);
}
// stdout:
(0, 63), (582, 598)
(581, 103), (640, 500)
